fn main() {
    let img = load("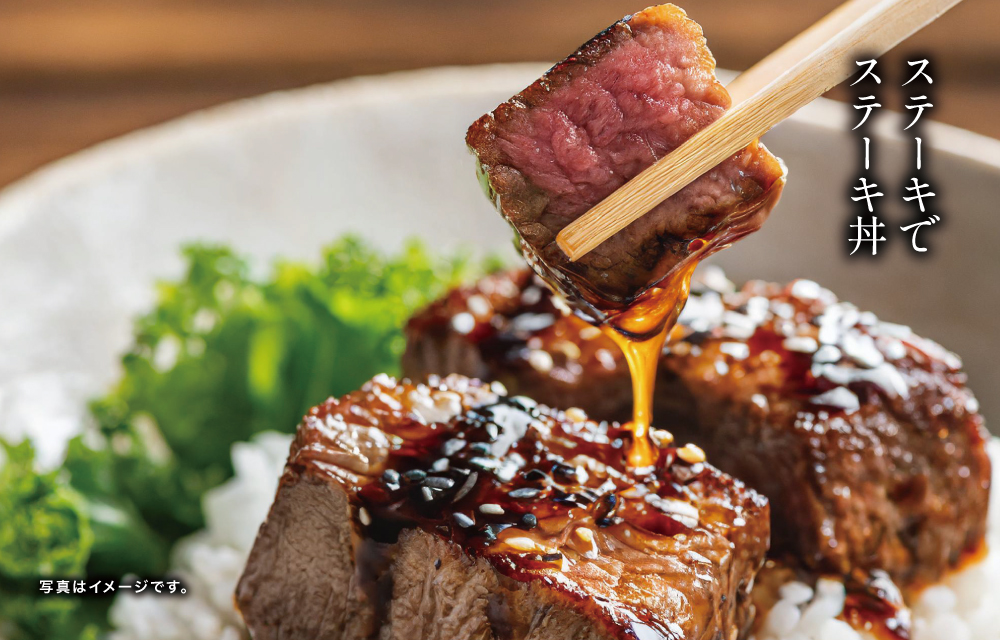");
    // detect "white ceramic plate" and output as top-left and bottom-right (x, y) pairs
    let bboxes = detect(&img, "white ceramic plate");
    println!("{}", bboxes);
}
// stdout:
(2, 64), (998, 465)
